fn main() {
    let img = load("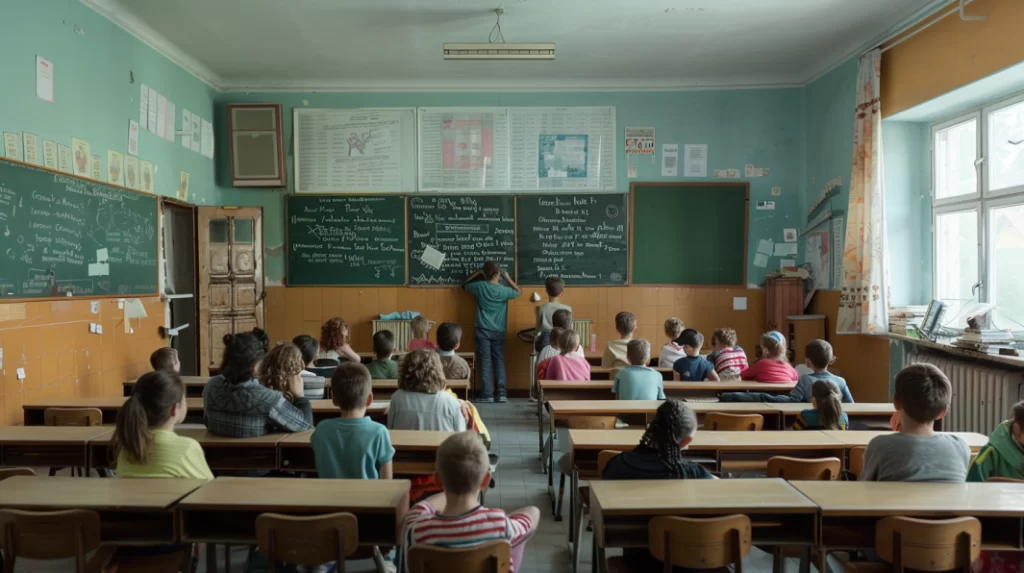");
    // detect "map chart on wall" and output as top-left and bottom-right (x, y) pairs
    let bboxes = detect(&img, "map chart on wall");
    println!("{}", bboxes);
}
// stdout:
(418, 108), (510, 192)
